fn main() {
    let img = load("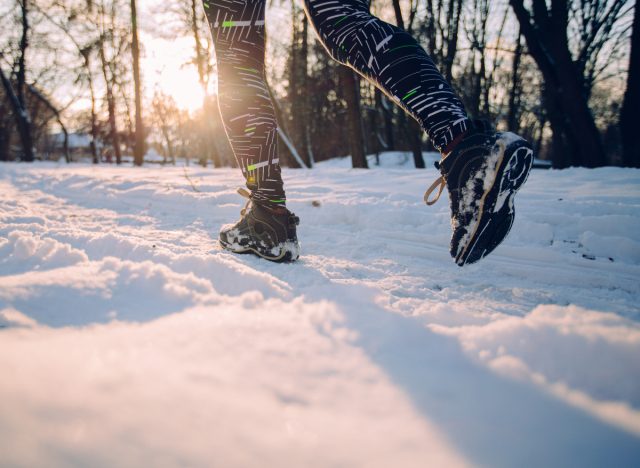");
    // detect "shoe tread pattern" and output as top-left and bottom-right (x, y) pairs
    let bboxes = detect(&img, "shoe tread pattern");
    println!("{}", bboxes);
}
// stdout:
(458, 137), (533, 265)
